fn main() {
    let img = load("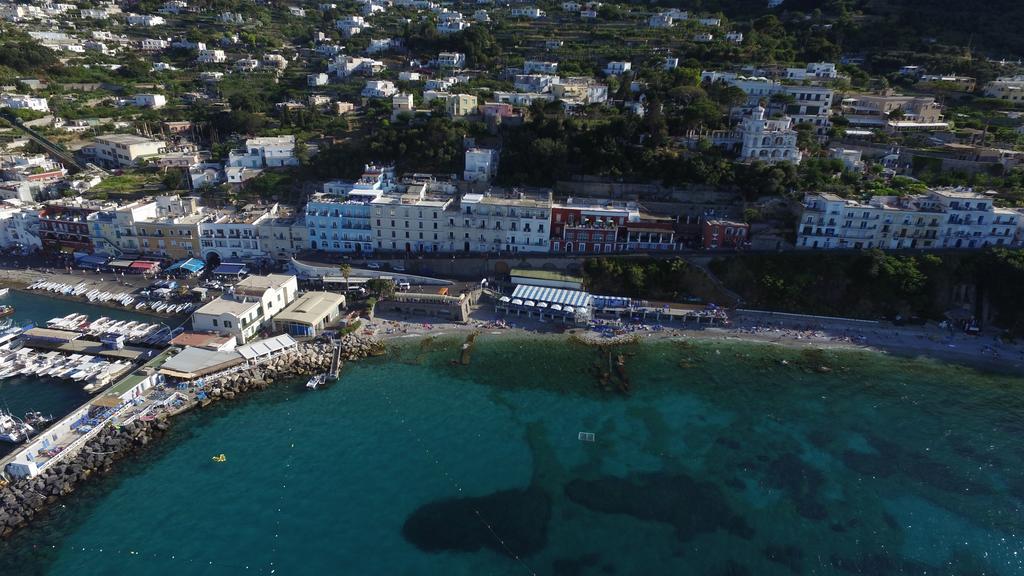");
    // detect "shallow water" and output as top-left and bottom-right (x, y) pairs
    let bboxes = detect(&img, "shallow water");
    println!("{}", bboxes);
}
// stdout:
(1, 335), (1023, 575)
